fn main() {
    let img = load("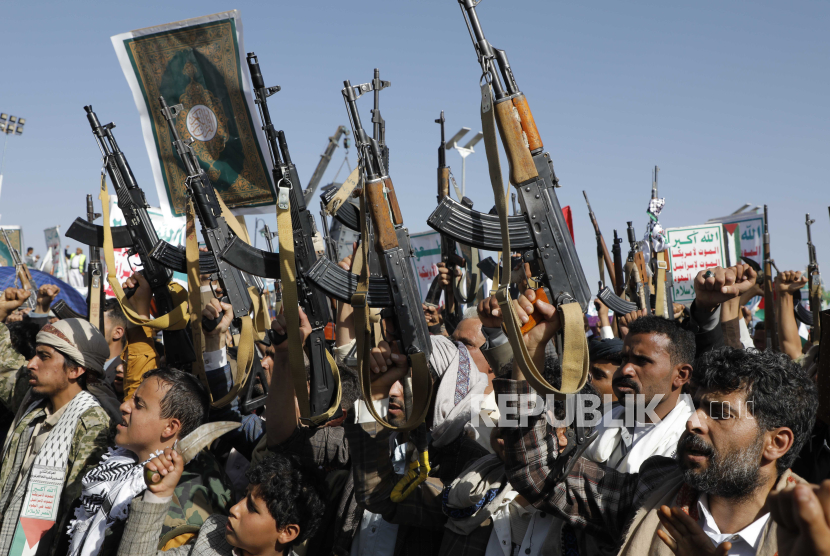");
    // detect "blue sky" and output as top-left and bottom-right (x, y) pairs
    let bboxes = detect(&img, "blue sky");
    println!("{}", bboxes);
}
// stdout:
(1, 0), (827, 292)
